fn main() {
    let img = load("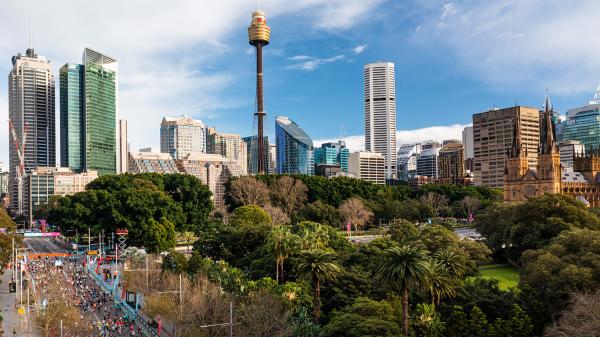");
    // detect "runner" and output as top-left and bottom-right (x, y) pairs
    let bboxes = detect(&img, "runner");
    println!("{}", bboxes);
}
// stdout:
(27, 257), (156, 337)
